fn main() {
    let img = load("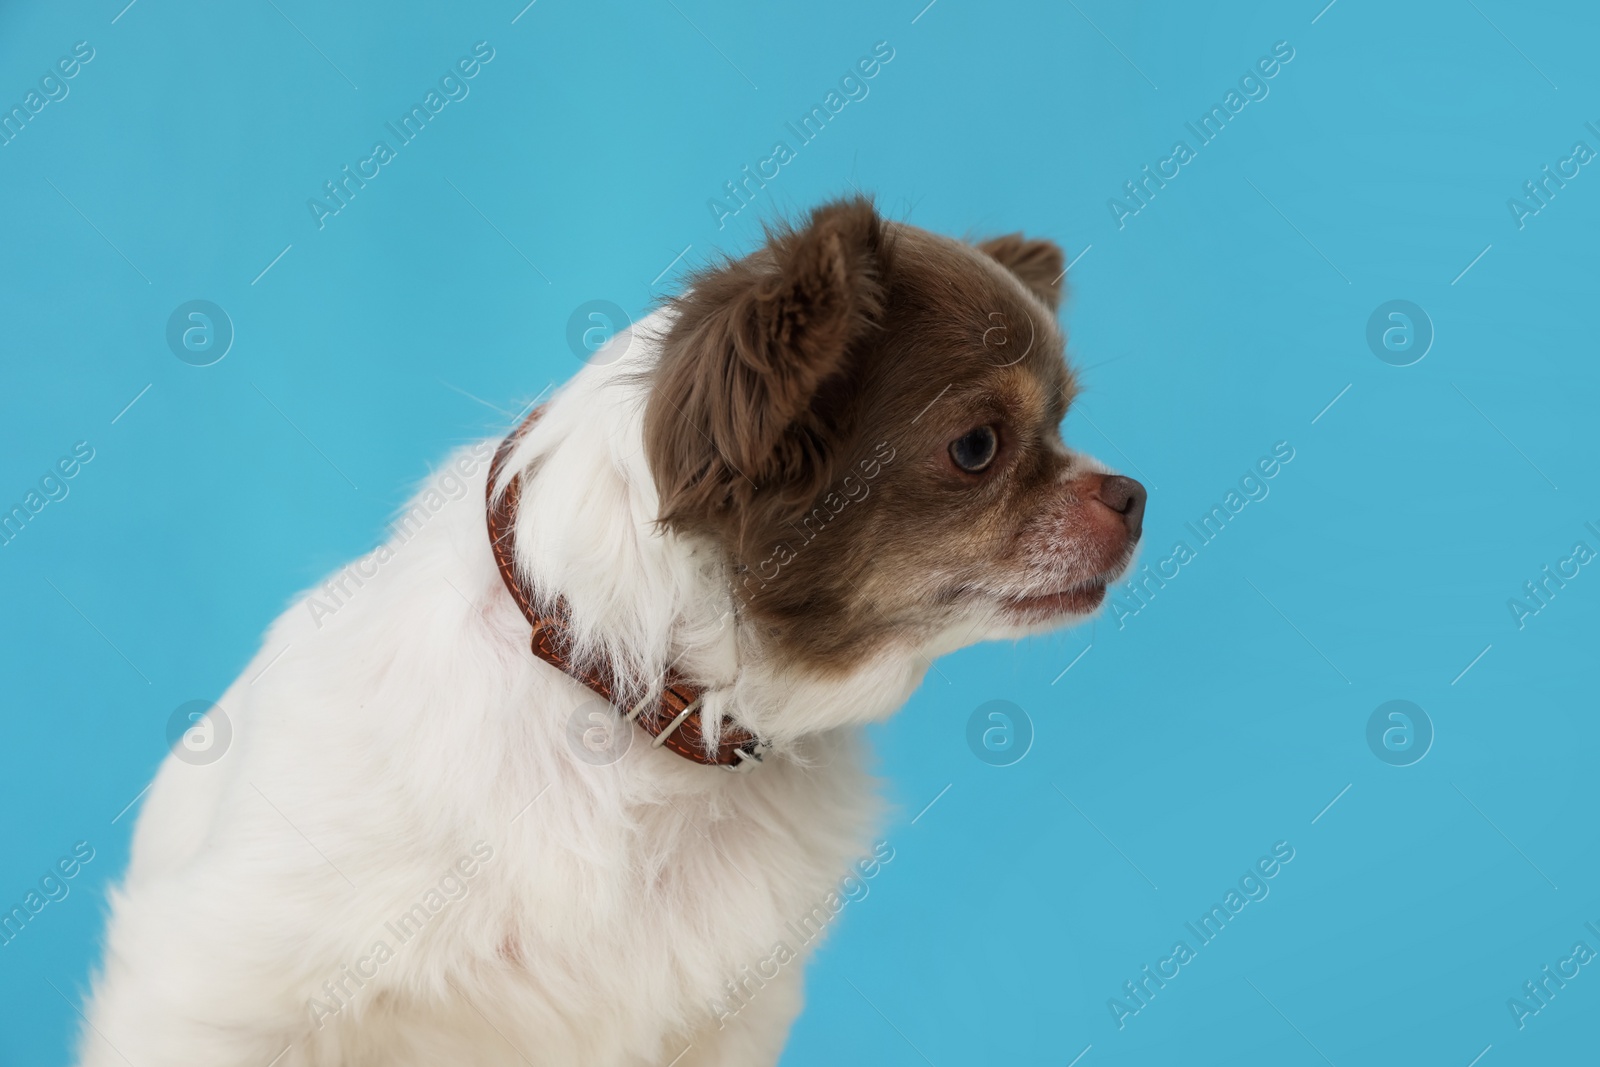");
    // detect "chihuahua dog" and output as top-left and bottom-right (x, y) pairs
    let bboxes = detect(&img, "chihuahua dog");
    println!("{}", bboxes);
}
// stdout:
(79, 198), (1144, 1066)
